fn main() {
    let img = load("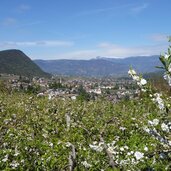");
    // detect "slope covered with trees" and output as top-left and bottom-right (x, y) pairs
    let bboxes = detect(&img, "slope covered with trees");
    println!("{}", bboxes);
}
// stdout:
(34, 56), (160, 77)
(0, 49), (50, 78)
